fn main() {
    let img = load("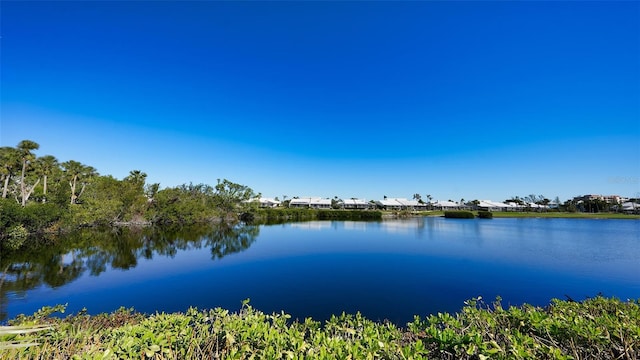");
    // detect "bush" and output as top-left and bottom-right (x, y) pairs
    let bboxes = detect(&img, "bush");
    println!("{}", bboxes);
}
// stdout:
(316, 209), (382, 221)
(0, 198), (22, 231)
(3, 224), (28, 250)
(444, 211), (475, 219)
(477, 211), (493, 219)
(21, 203), (63, 232)
(254, 208), (383, 222)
